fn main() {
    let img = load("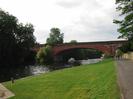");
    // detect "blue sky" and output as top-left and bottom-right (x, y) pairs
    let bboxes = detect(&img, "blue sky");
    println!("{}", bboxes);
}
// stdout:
(0, 0), (122, 43)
